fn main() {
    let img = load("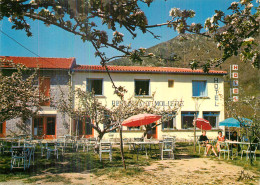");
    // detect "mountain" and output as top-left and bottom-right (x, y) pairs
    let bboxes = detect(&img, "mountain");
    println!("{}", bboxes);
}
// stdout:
(109, 34), (260, 100)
